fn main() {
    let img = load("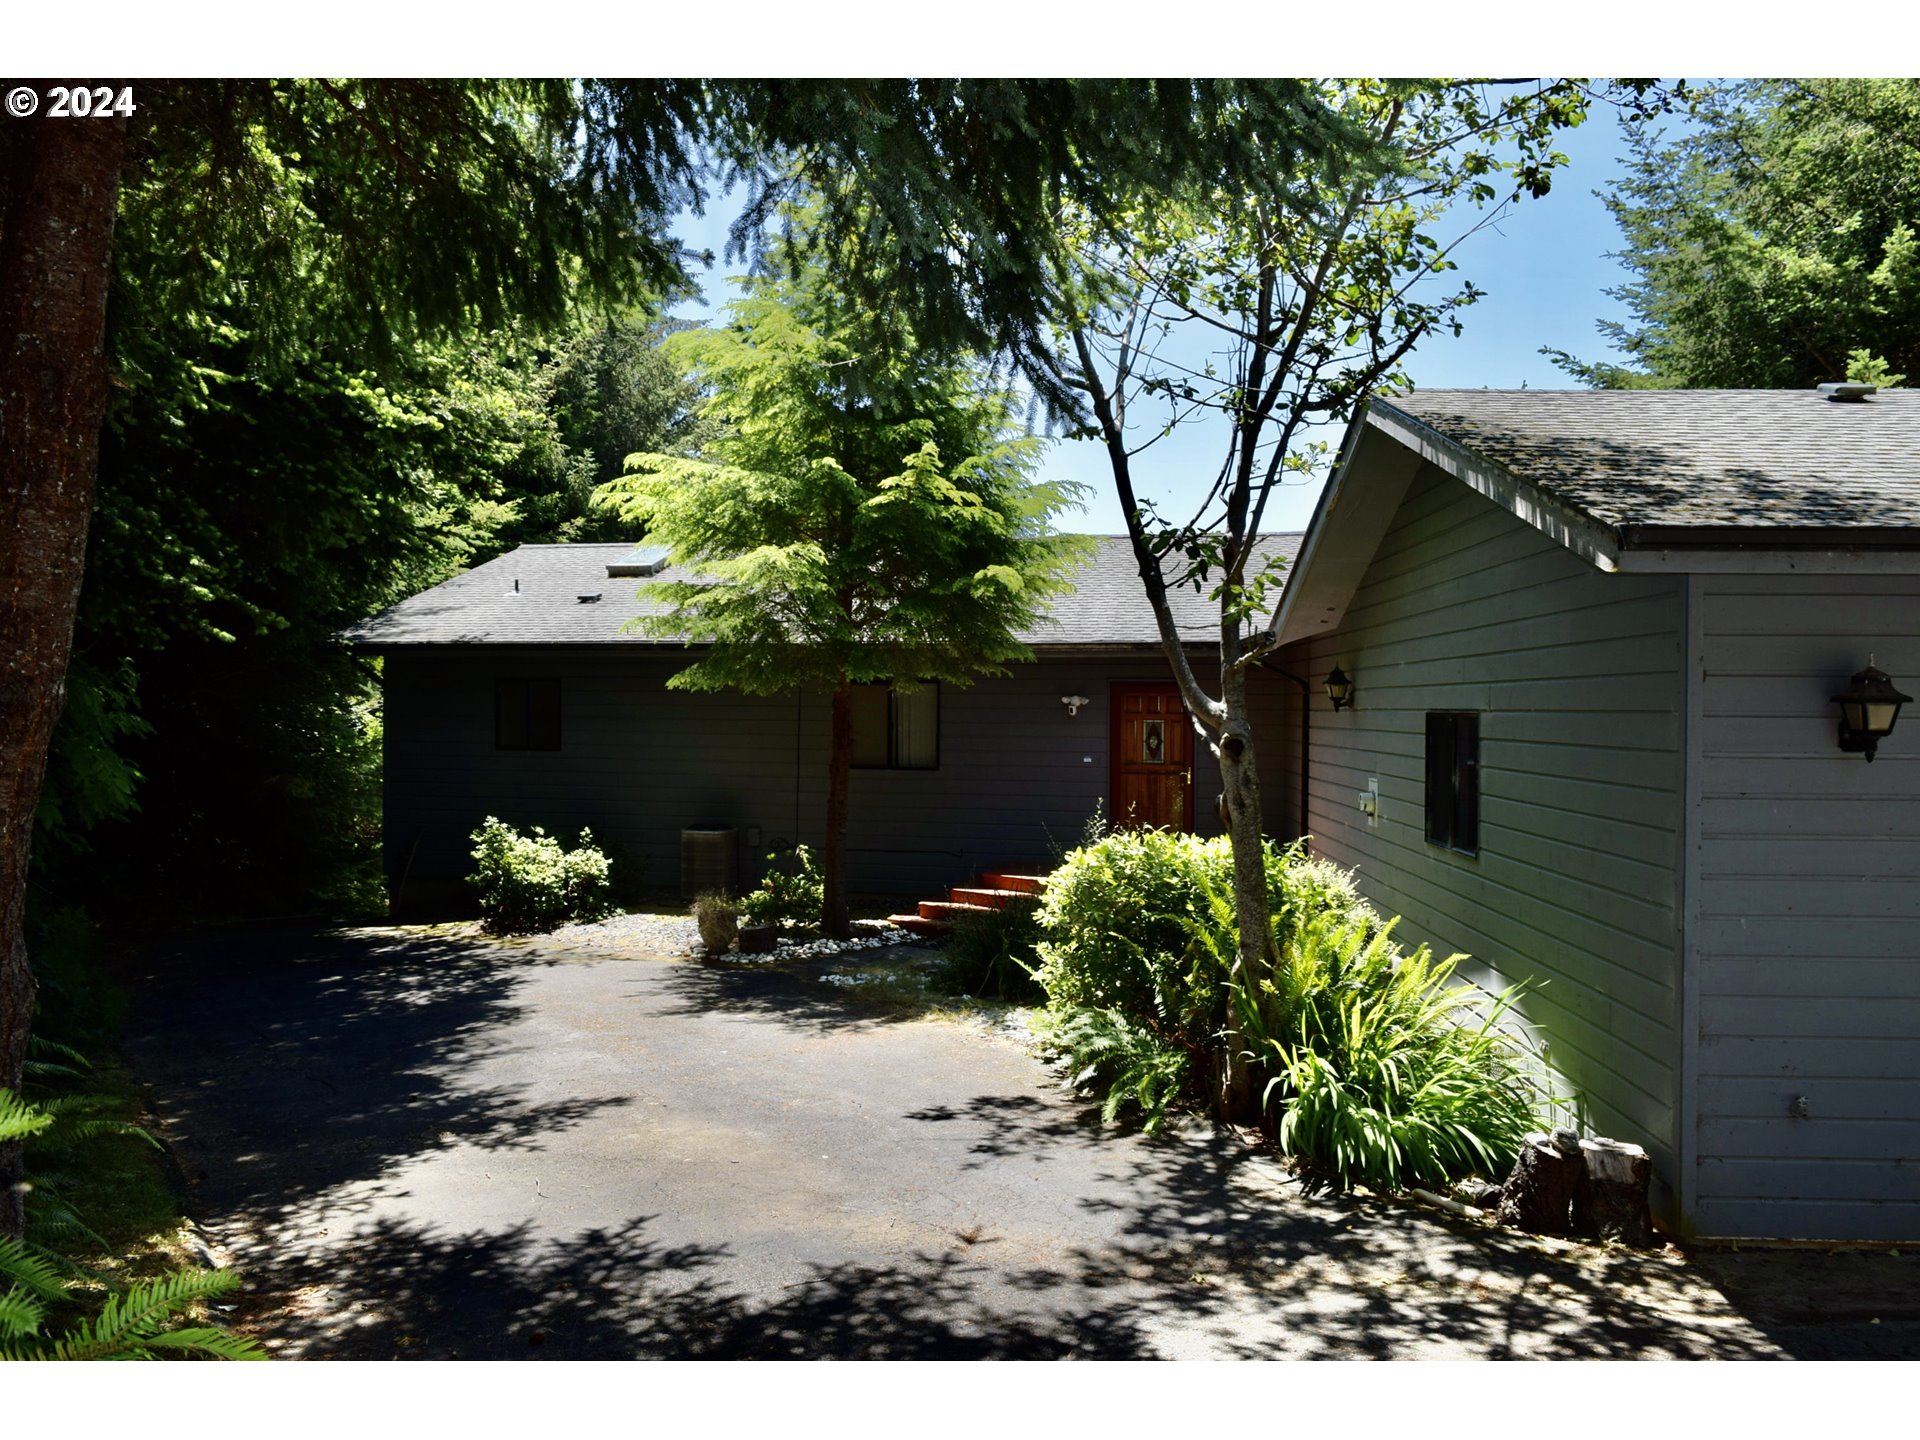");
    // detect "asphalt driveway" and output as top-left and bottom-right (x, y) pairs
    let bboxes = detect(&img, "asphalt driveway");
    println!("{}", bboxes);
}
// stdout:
(121, 925), (1920, 1360)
